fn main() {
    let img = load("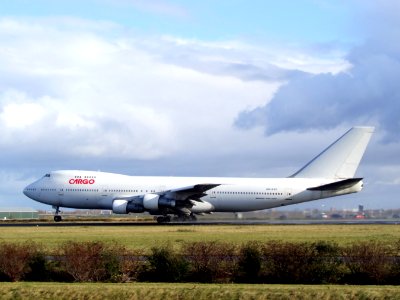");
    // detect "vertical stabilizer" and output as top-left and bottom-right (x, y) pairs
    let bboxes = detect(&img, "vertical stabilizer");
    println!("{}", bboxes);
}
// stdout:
(290, 126), (374, 179)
